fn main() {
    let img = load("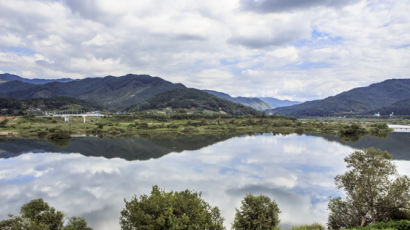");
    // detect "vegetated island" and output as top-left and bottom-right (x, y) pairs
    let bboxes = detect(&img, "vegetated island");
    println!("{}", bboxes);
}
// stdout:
(0, 111), (395, 146)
